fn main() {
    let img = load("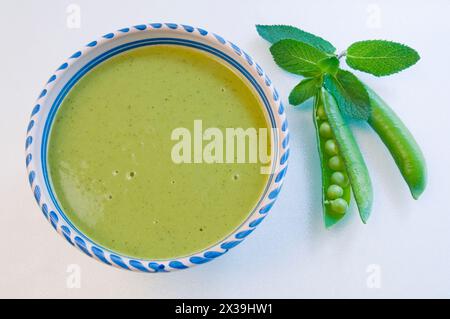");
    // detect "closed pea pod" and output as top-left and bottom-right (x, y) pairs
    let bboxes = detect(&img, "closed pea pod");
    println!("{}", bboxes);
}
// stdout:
(322, 89), (373, 223)
(313, 93), (352, 227)
(365, 85), (427, 199)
